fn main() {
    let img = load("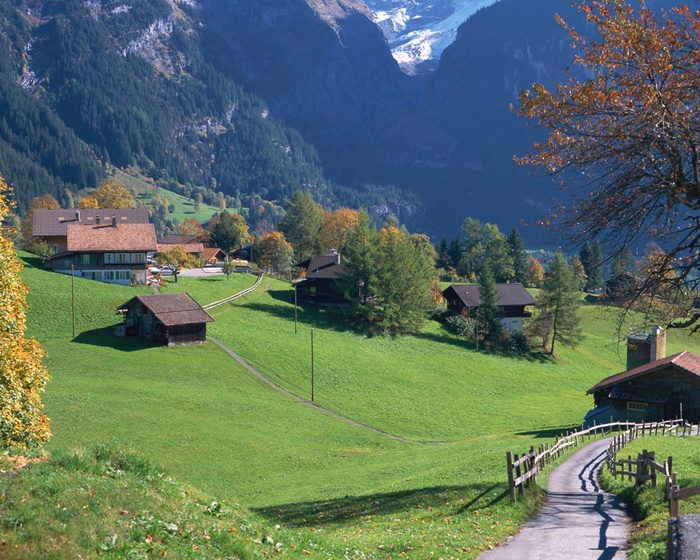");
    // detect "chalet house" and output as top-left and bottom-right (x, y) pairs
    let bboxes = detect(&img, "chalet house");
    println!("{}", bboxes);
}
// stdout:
(49, 220), (158, 285)
(203, 247), (227, 266)
(441, 283), (536, 331)
(585, 327), (700, 424)
(116, 292), (213, 346)
(32, 208), (150, 254)
(295, 251), (348, 305)
(156, 242), (205, 260)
